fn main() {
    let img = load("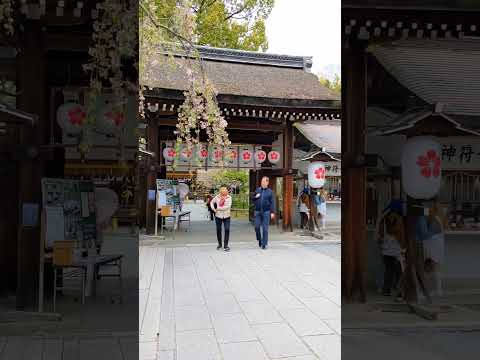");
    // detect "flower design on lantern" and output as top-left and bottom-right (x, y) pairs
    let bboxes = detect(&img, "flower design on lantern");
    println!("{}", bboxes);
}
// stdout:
(241, 149), (252, 162)
(315, 167), (326, 180)
(163, 147), (177, 161)
(211, 147), (223, 162)
(105, 110), (125, 127)
(225, 148), (238, 162)
(67, 106), (86, 125)
(416, 149), (441, 178)
(197, 147), (208, 160)
(180, 147), (193, 160)
(267, 150), (281, 164)
(255, 150), (267, 163)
